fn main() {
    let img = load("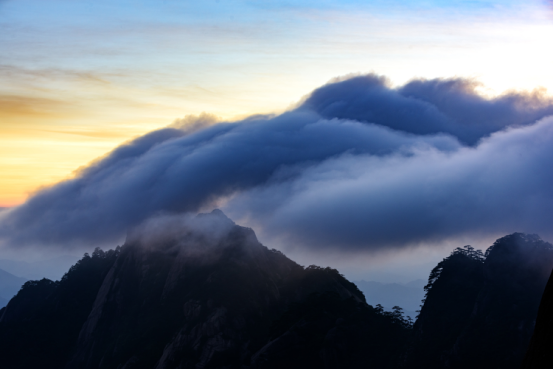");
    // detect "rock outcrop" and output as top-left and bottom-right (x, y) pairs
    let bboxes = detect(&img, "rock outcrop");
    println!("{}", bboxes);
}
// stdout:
(407, 233), (553, 369)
